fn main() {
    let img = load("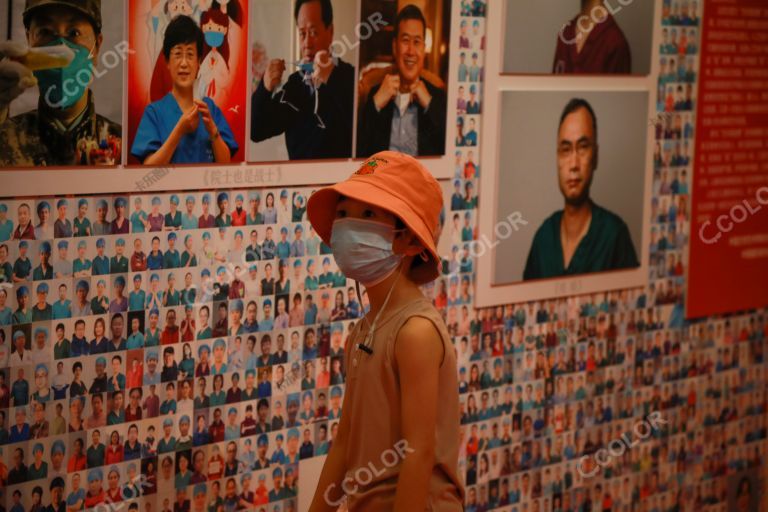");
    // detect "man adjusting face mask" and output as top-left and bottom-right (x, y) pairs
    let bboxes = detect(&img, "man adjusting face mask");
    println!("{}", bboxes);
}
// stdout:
(33, 38), (95, 109)
(0, 0), (123, 166)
